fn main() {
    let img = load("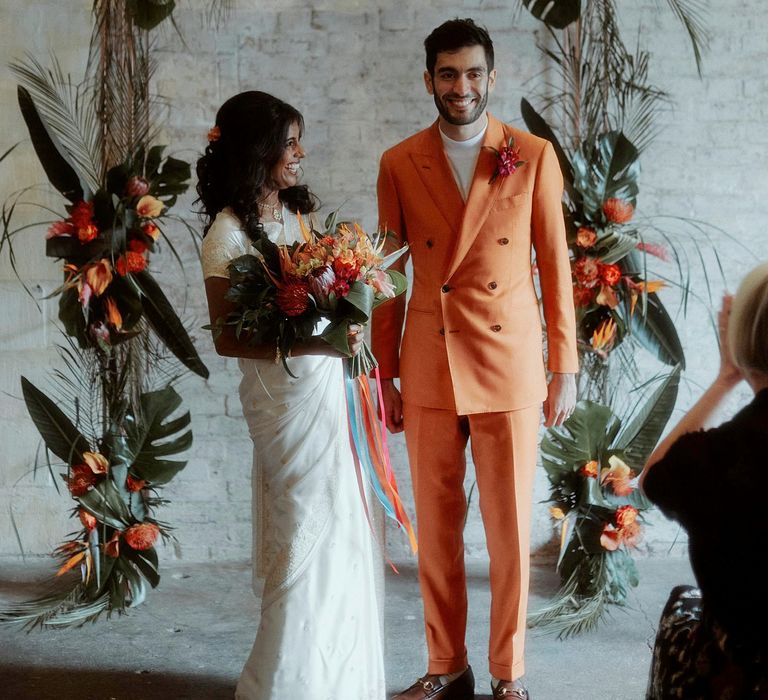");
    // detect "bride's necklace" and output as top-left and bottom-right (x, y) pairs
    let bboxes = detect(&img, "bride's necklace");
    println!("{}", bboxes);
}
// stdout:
(257, 198), (283, 223)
